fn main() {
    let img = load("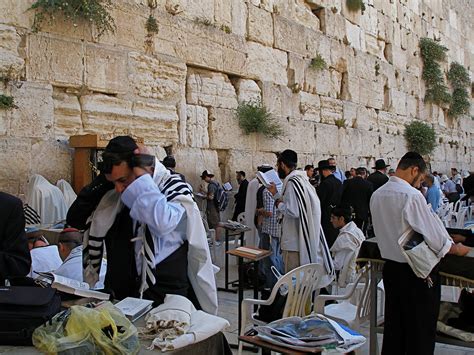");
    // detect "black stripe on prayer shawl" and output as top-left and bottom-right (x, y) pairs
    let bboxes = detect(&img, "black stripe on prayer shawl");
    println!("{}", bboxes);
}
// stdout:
(290, 177), (313, 263)
(167, 189), (192, 202)
(162, 176), (184, 193)
(24, 204), (41, 225)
